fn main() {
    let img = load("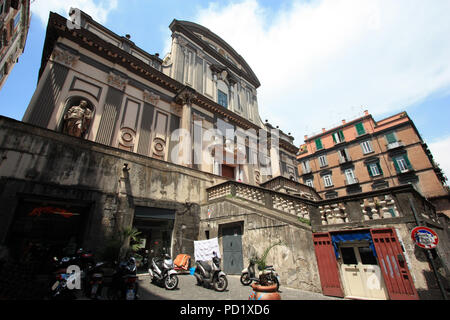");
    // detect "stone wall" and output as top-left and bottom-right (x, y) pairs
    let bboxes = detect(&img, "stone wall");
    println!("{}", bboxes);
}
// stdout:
(199, 198), (321, 293)
(0, 116), (227, 256)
